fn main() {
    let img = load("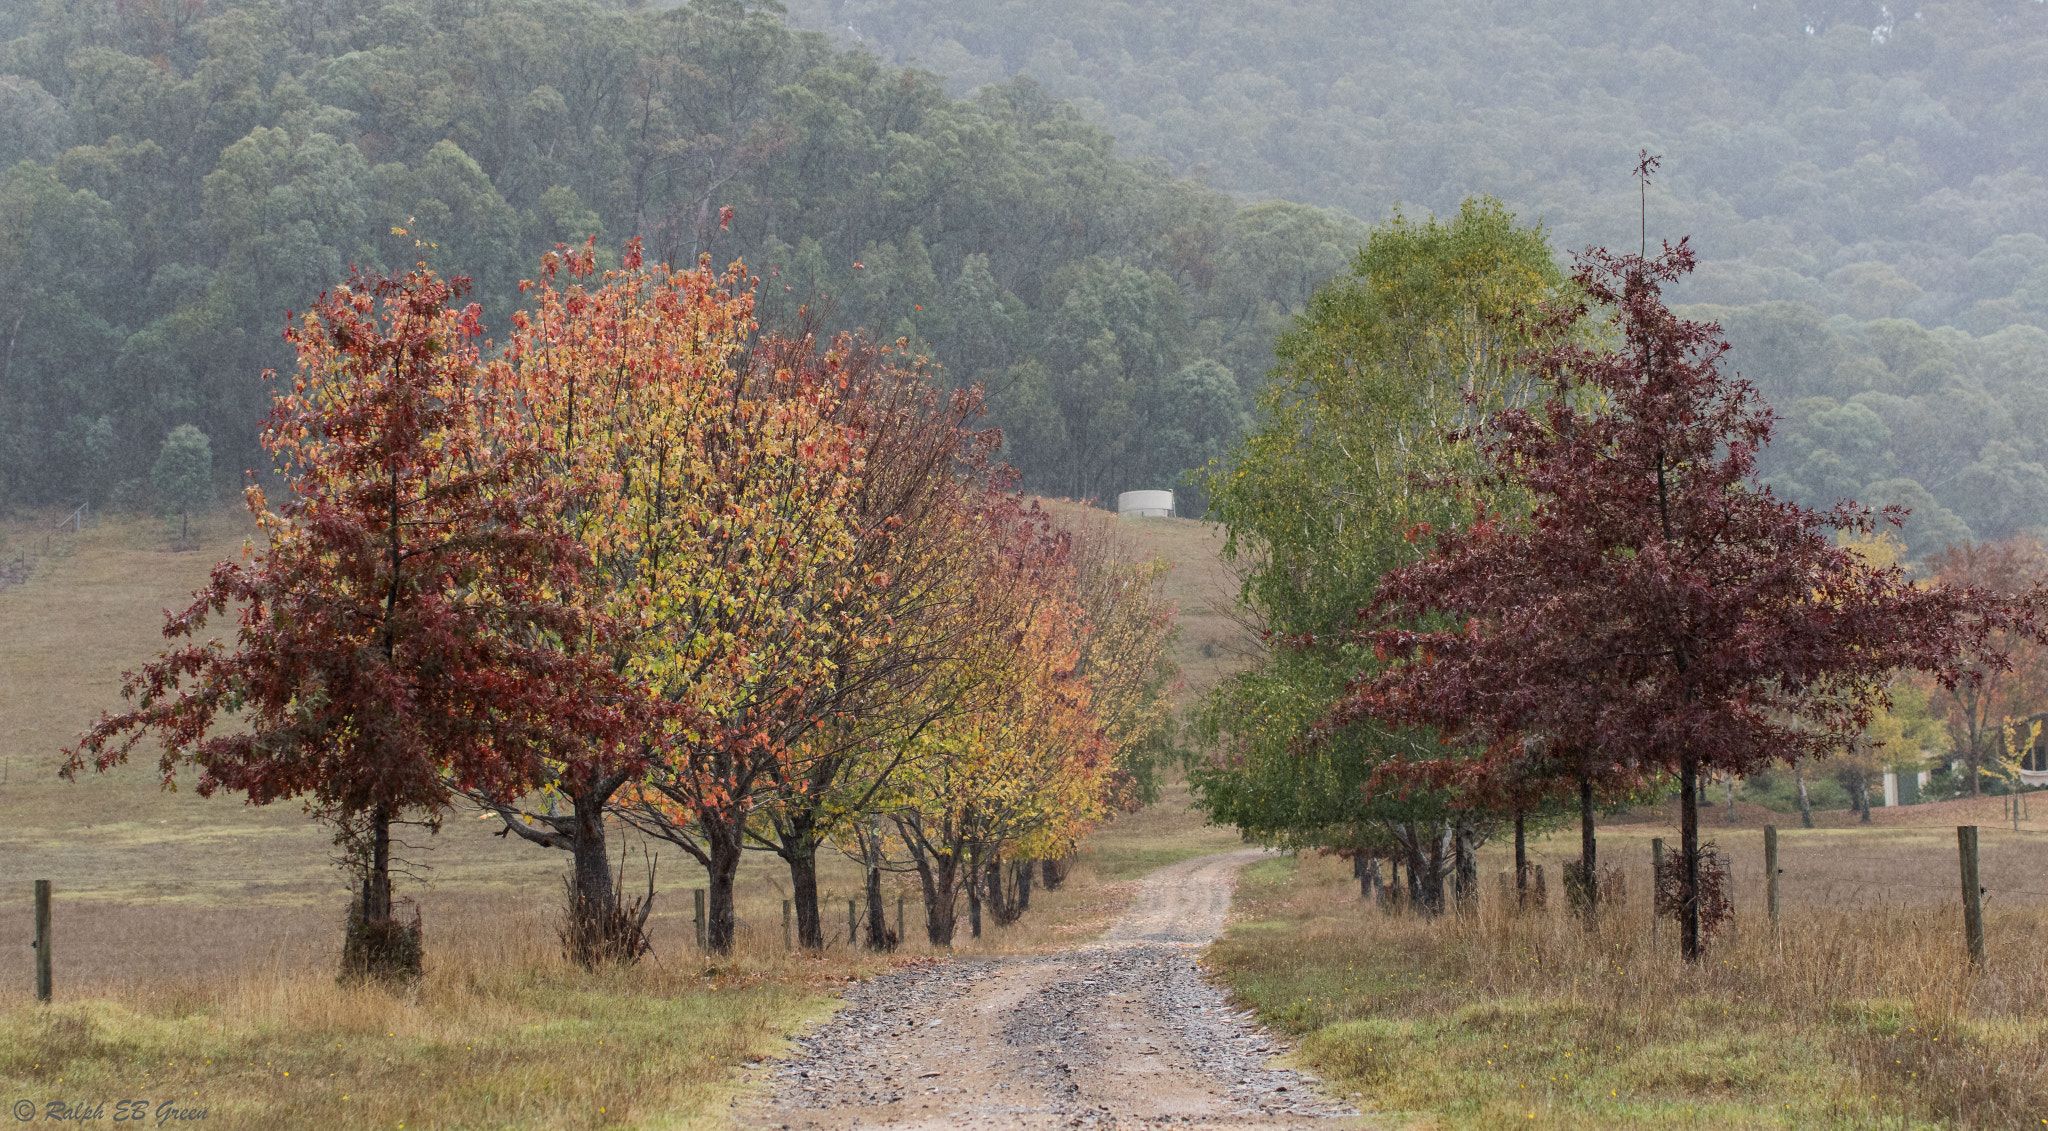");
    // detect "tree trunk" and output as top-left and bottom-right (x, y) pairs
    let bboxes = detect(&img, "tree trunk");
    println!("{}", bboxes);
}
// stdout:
(767, 798), (830, 950)
(1726, 776), (1737, 824)
(1403, 834), (1428, 912)
(1795, 757), (1814, 829)
(704, 820), (745, 953)
(901, 827), (960, 946)
(1418, 828), (1447, 915)
(986, 856), (1025, 927)
(365, 802), (393, 924)
(788, 843), (824, 950)
(1009, 858), (1034, 914)
(564, 785), (645, 965)
(1680, 748), (1702, 961)
(1579, 774), (1598, 927)
(1040, 853), (1069, 890)
(342, 802), (421, 981)
(863, 862), (895, 951)
(1857, 767), (1873, 824)
(967, 856), (984, 939)
(1387, 856), (1403, 912)
(1514, 811), (1528, 907)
